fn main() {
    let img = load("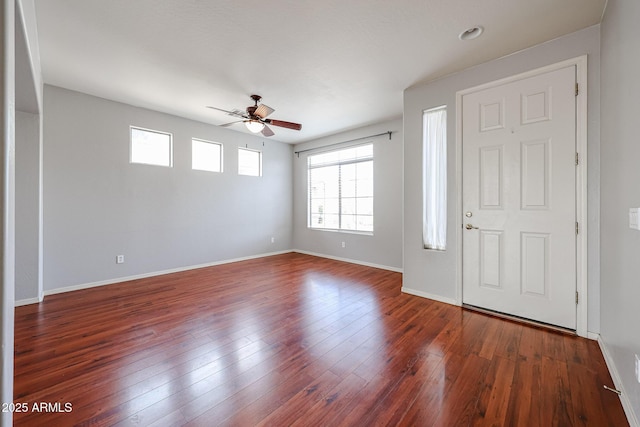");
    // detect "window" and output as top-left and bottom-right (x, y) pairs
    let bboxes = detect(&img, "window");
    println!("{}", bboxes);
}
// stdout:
(192, 138), (223, 172)
(238, 148), (262, 176)
(130, 126), (172, 167)
(423, 106), (447, 250)
(308, 144), (373, 233)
